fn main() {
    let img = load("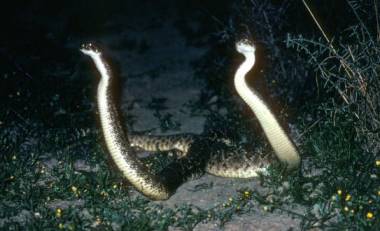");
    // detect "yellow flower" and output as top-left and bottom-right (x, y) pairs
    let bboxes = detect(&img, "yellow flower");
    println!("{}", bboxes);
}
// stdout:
(376, 160), (380, 166)
(366, 212), (374, 219)
(71, 186), (78, 193)
(100, 191), (108, 197)
(95, 216), (102, 225)
(377, 191), (380, 196)
(244, 191), (250, 198)
(113, 184), (118, 189)
(58, 223), (64, 229)
(56, 208), (62, 218)
(345, 194), (351, 201)
(344, 206), (349, 212)
(337, 189), (342, 195)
